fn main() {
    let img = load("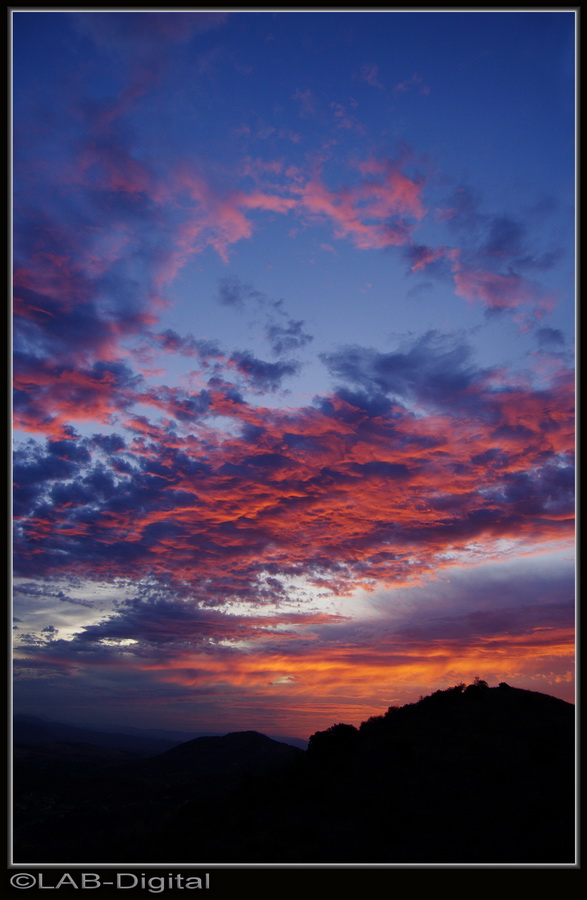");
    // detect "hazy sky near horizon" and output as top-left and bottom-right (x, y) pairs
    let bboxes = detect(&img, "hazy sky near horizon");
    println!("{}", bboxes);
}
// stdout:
(13, 10), (575, 738)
